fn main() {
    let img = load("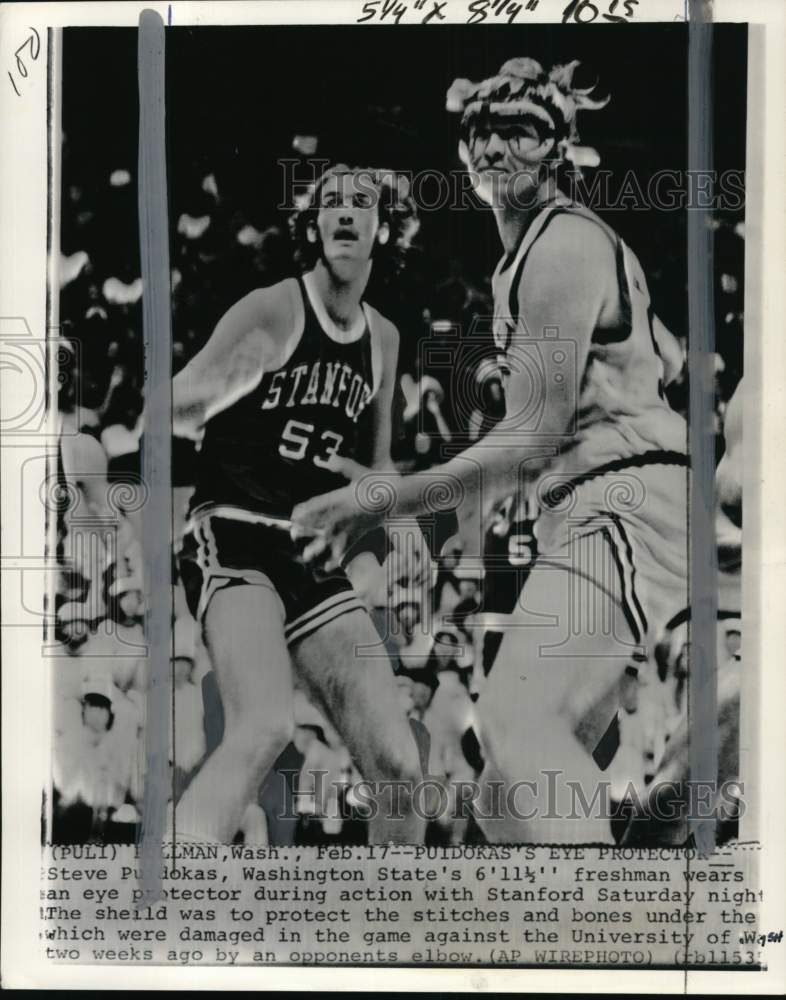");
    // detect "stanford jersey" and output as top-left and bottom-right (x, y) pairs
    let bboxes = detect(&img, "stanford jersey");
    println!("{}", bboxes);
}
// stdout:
(180, 274), (385, 639)
(191, 273), (382, 519)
